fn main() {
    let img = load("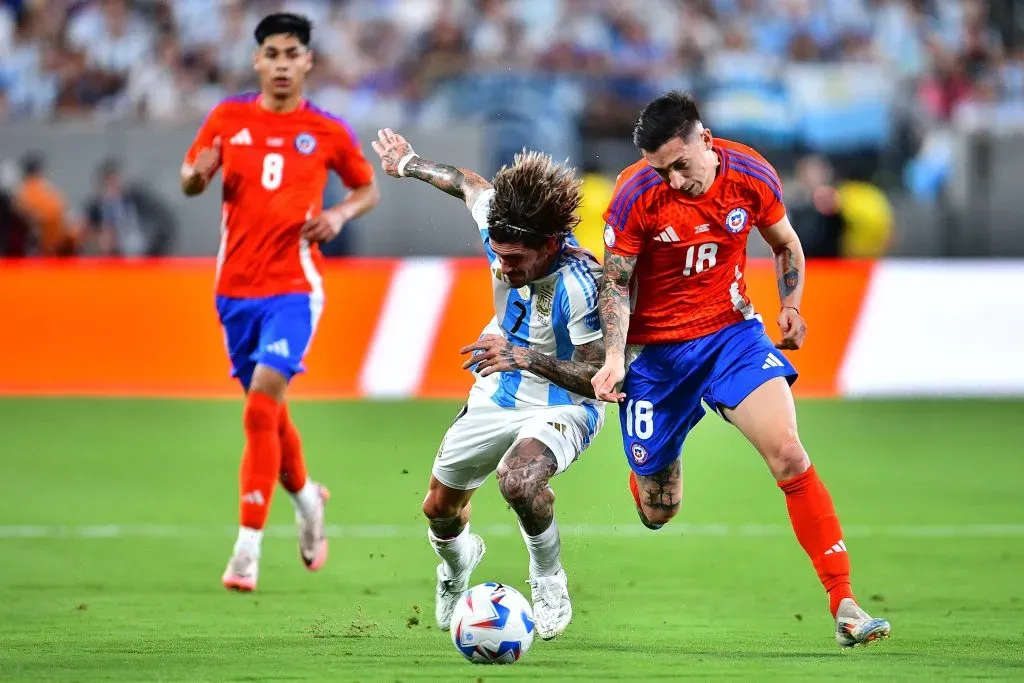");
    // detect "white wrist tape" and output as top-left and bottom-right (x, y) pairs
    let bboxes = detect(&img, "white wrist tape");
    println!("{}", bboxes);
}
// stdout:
(397, 152), (417, 177)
